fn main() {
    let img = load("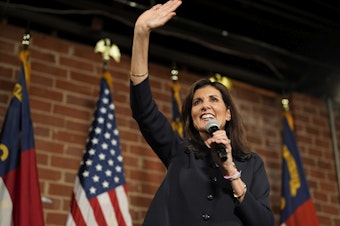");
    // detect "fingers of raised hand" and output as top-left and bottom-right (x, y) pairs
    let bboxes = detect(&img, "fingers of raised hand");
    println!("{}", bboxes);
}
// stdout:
(152, 0), (182, 14)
